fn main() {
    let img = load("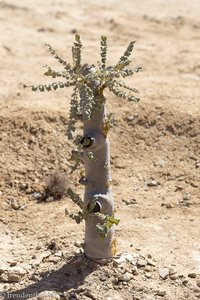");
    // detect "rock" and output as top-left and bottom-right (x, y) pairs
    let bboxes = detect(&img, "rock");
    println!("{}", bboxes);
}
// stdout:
(122, 253), (136, 263)
(29, 273), (41, 282)
(74, 241), (82, 247)
(169, 268), (177, 276)
(113, 253), (137, 266)
(54, 250), (63, 257)
(158, 267), (169, 280)
(156, 290), (167, 297)
(182, 278), (189, 285)
(46, 196), (55, 202)
(137, 259), (147, 267)
(0, 264), (8, 274)
(147, 180), (158, 187)
(126, 115), (134, 122)
(10, 199), (20, 210)
(145, 273), (152, 279)
(196, 279), (200, 287)
(41, 251), (52, 260)
(153, 159), (166, 167)
(170, 274), (178, 280)
(166, 203), (174, 209)
(122, 198), (137, 205)
(47, 240), (56, 250)
(32, 192), (42, 200)
(132, 266), (139, 275)
(144, 265), (152, 272)
(48, 256), (60, 264)
(118, 272), (133, 282)
(147, 258), (157, 267)
(183, 193), (191, 201)
(0, 266), (26, 282)
(188, 273), (197, 278)
(37, 291), (60, 300)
